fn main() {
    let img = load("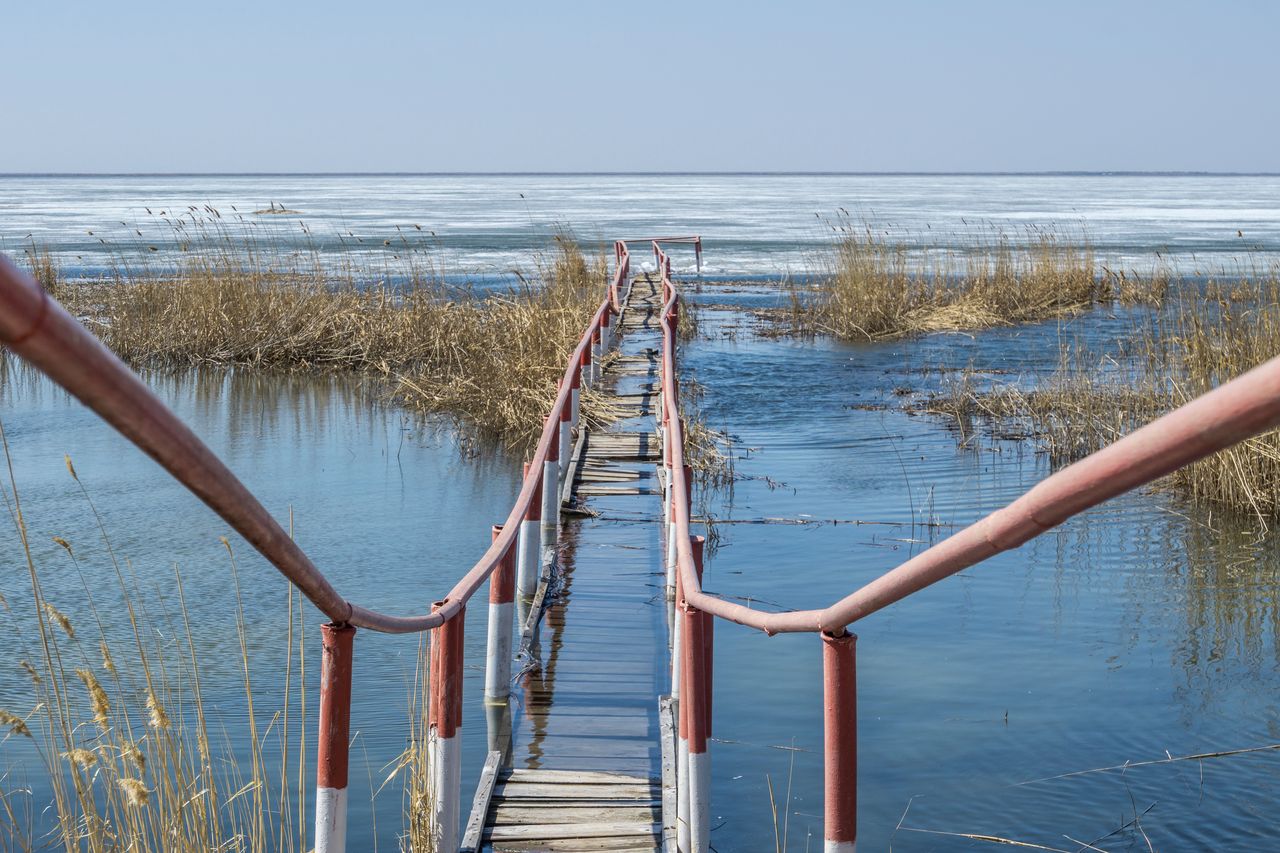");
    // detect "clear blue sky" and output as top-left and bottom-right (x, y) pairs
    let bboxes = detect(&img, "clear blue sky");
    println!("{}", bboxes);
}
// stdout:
(4, 0), (1277, 173)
